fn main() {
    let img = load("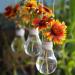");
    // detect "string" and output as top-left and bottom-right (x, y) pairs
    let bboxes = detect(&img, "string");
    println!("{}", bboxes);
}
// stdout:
(53, 0), (55, 14)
